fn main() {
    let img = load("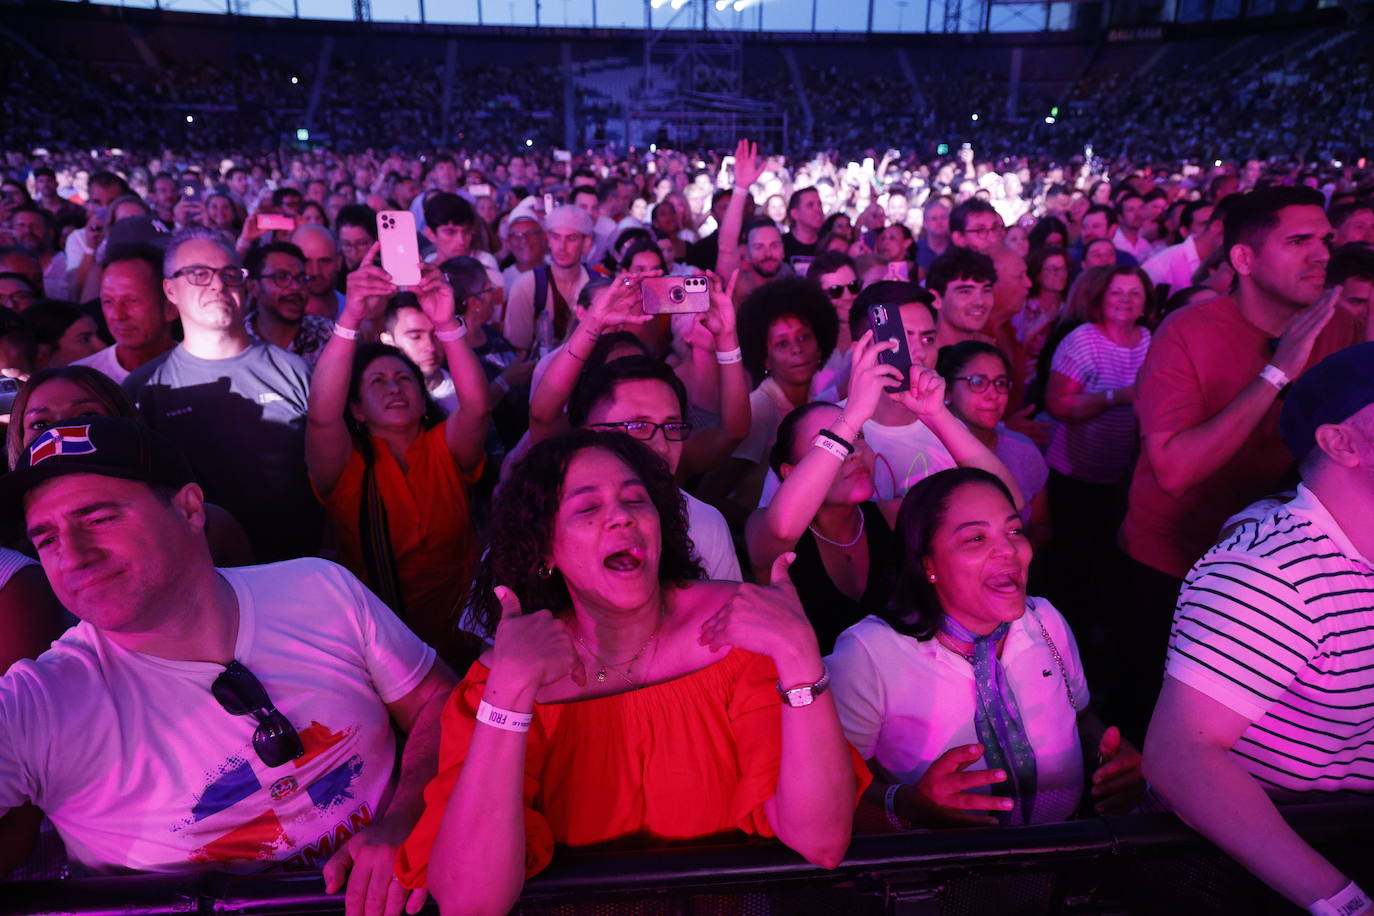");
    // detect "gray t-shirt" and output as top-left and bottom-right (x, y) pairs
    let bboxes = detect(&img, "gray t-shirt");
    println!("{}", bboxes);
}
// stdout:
(126, 343), (321, 560)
